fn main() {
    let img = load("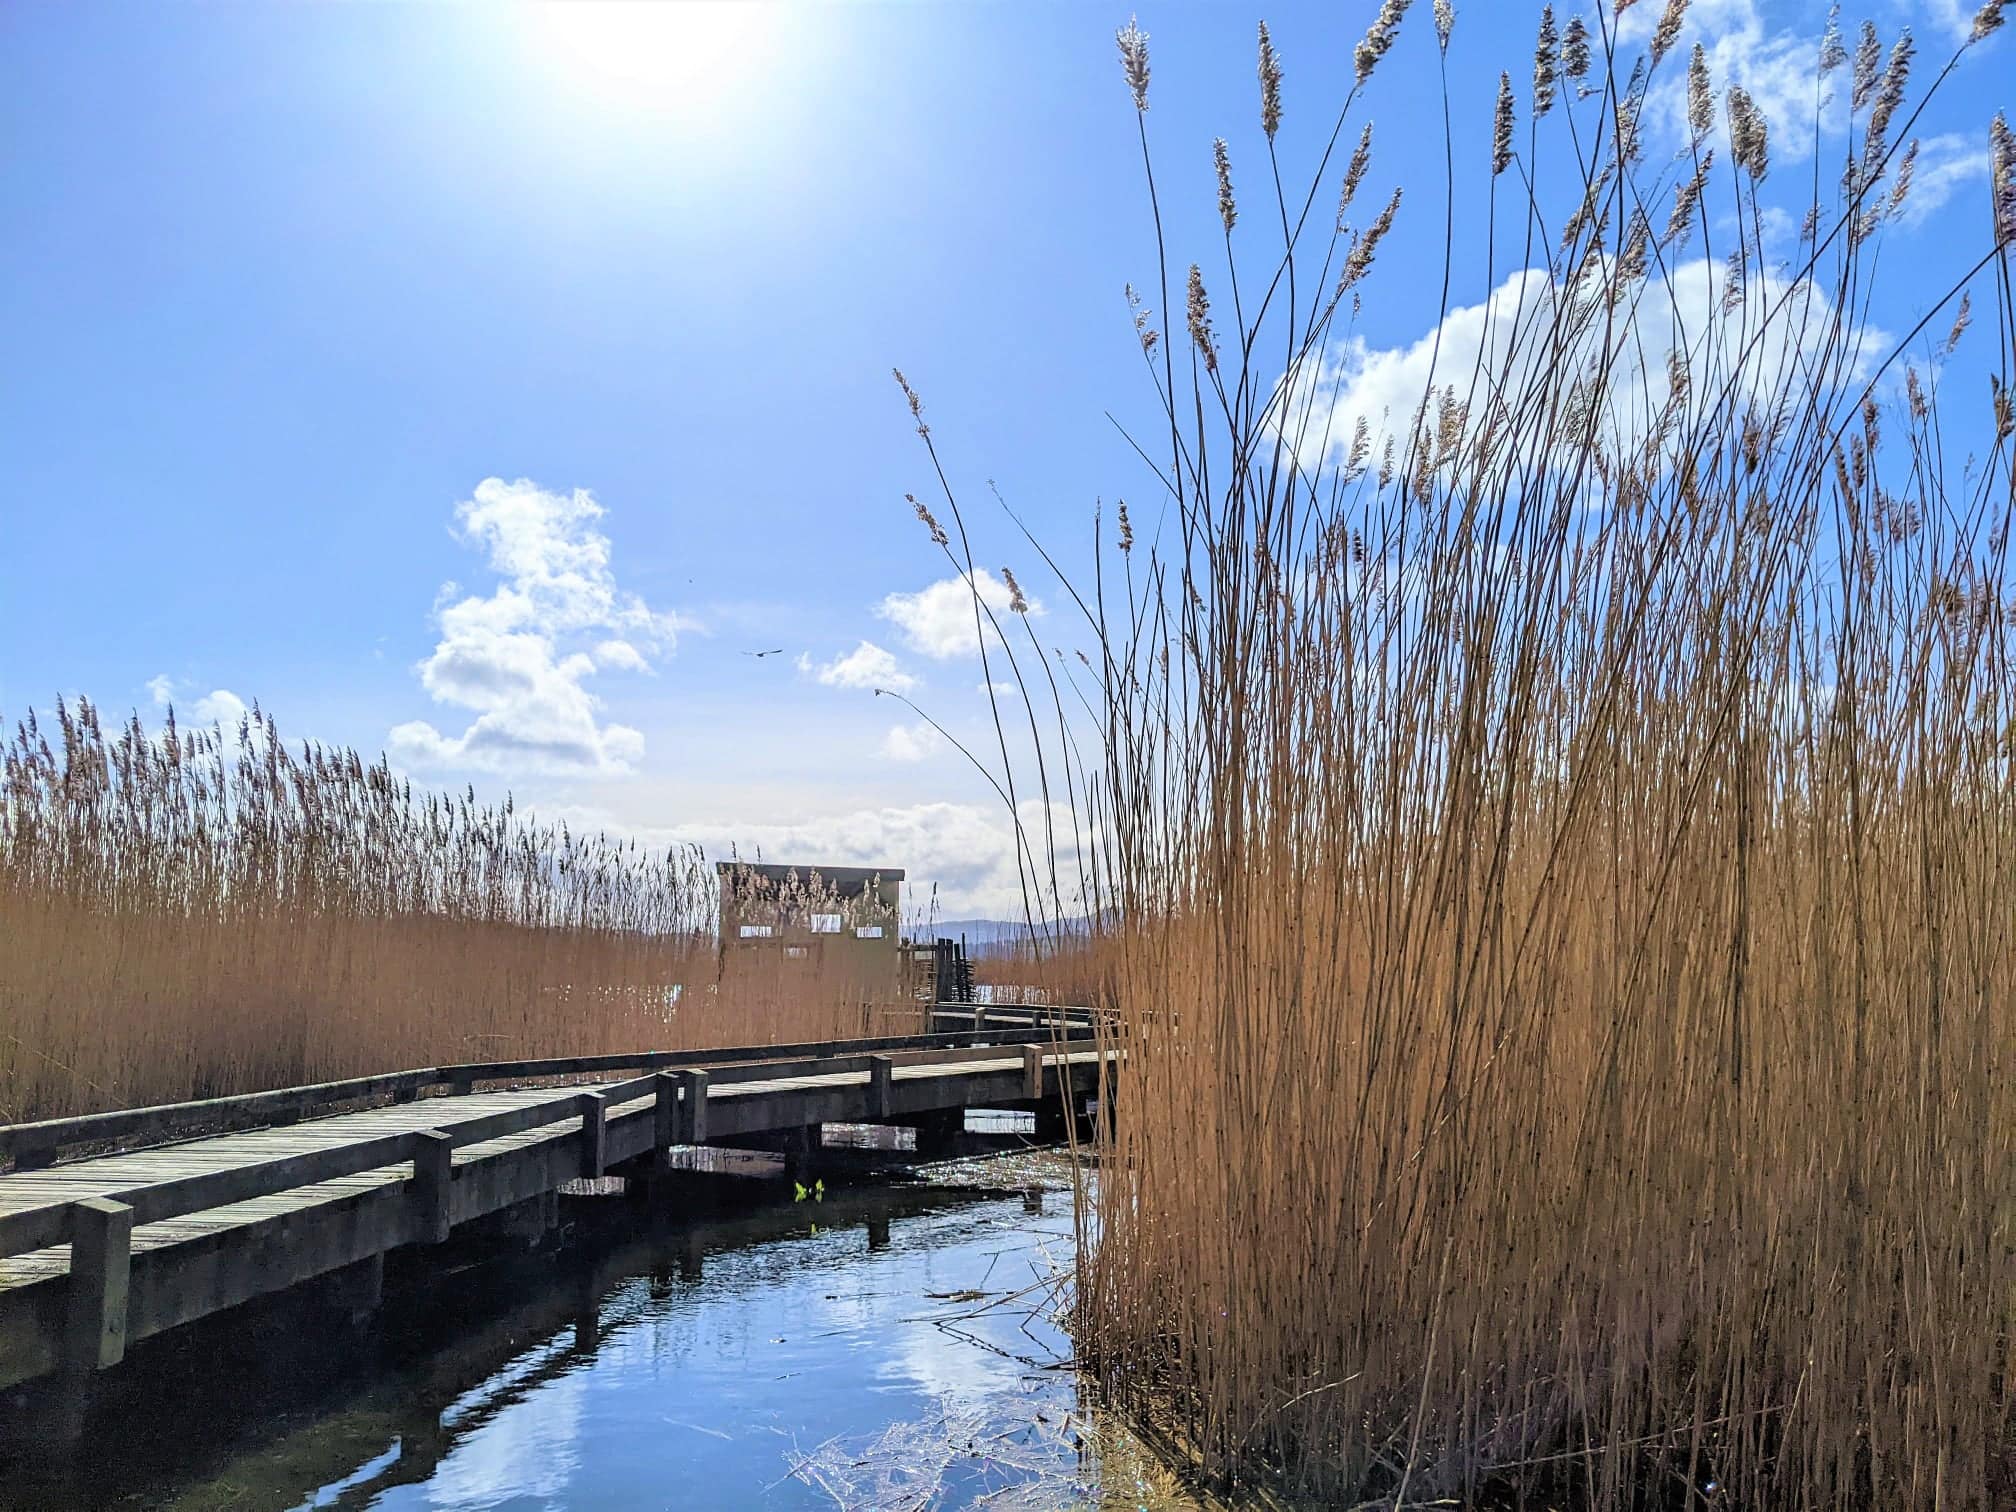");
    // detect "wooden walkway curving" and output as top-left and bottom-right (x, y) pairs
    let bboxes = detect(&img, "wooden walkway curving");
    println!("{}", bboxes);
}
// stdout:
(0, 1018), (1113, 1396)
